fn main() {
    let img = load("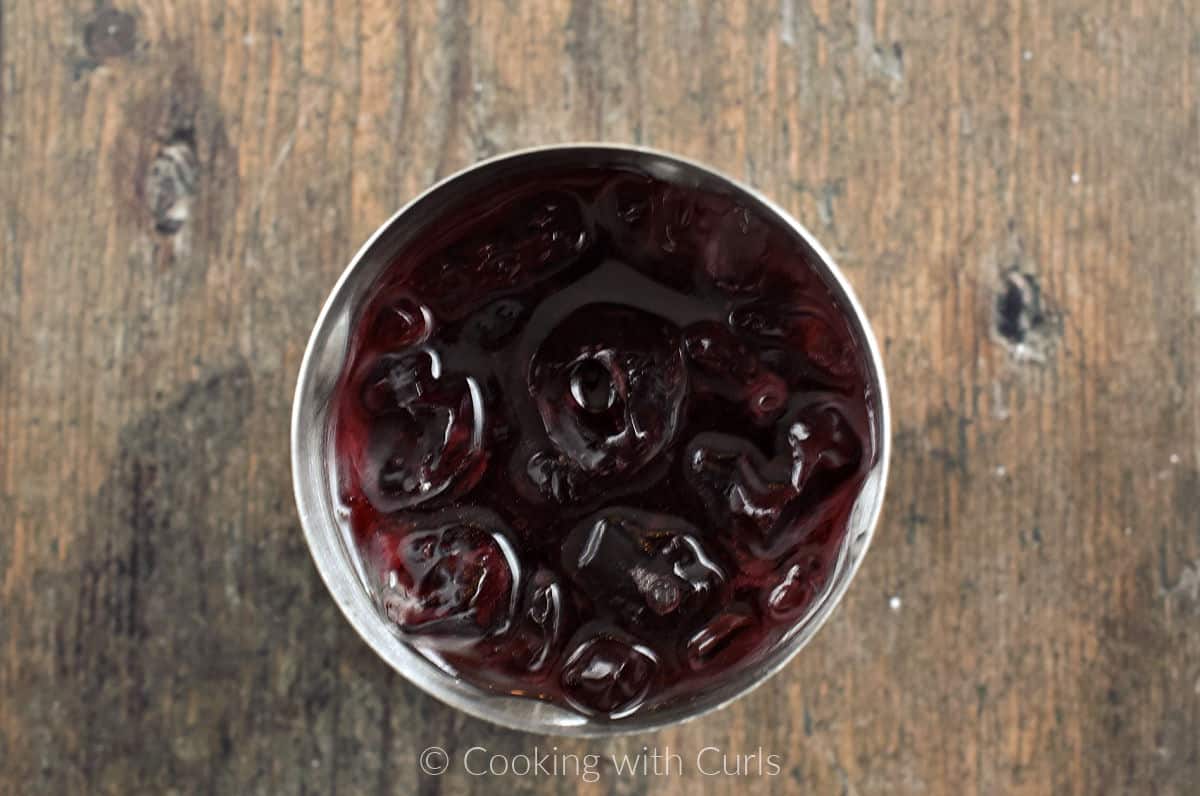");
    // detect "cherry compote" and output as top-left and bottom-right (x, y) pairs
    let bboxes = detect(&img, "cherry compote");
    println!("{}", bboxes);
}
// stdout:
(332, 165), (879, 720)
